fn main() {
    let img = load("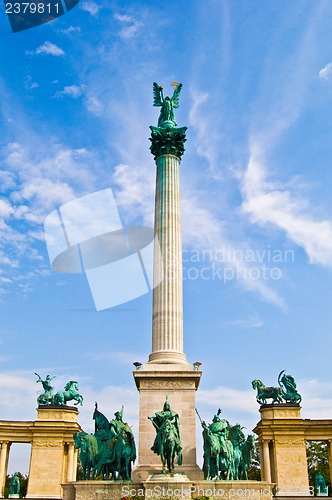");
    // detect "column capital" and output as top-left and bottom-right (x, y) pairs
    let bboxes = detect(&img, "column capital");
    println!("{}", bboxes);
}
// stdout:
(149, 126), (187, 160)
